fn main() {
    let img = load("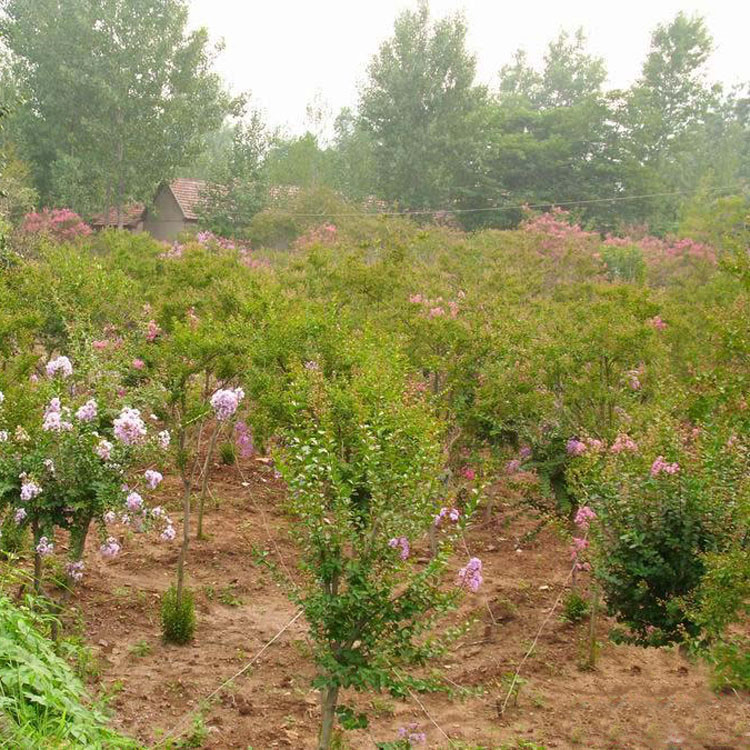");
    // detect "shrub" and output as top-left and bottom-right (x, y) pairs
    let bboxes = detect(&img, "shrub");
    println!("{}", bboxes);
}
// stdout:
(560, 590), (590, 624)
(219, 441), (236, 465)
(161, 584), (196, 645)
